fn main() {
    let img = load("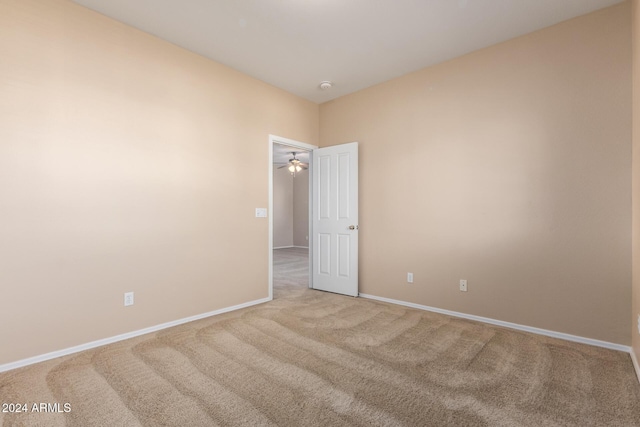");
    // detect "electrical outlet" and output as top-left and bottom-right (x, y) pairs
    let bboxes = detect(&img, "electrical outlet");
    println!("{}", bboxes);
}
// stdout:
(459, 280), (468, 292)
(124, 292), (134, 306)
(407, 272), (414, 283)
